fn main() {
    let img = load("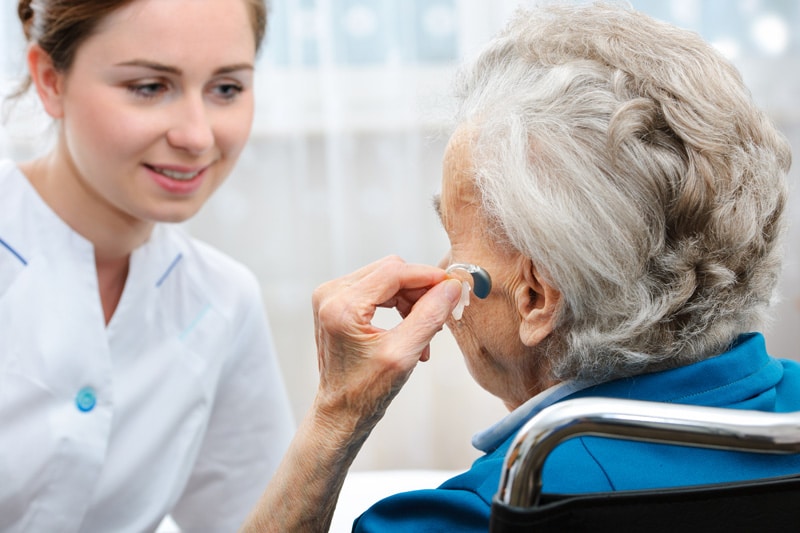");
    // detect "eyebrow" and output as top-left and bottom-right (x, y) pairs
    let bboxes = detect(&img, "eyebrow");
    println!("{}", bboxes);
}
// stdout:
(432, 194), (444, 226)
(114, 60), (254, 76)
